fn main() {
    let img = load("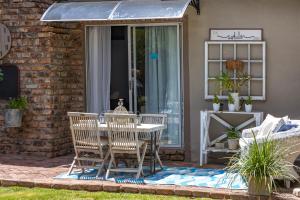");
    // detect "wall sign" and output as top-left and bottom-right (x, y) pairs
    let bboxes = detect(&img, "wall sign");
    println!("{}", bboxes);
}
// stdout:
(210, 29), (263, 41)
(0, 23), (11, 59)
